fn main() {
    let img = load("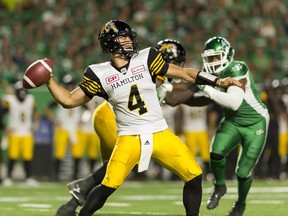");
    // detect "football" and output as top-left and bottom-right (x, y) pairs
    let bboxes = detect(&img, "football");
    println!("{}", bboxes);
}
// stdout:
(23, 58), (53, 89)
